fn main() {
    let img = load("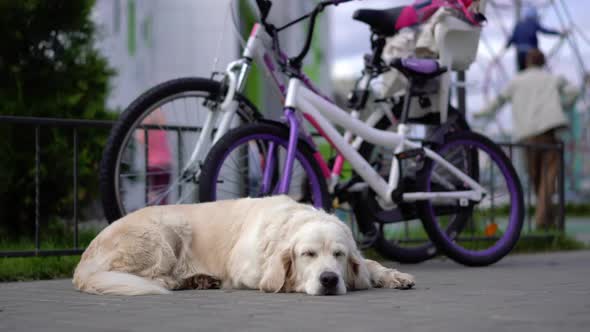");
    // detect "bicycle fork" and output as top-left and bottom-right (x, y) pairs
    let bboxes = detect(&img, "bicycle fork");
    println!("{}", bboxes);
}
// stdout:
(277, 108), (300, 194)
(275, 106), (389, 196)
(182, 59), (251, 179)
